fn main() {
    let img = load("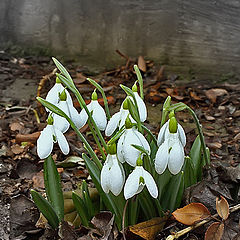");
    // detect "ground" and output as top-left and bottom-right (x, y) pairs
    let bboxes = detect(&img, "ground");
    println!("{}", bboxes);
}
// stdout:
(0, 51), (239, 240)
